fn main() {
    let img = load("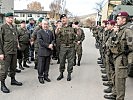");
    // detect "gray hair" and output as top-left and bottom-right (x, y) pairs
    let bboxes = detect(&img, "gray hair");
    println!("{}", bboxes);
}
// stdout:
(42, 19), (49, 25)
